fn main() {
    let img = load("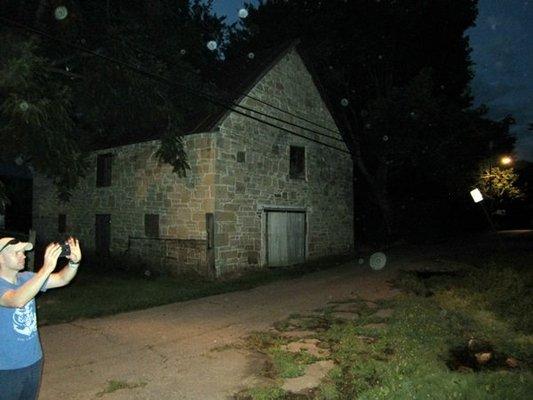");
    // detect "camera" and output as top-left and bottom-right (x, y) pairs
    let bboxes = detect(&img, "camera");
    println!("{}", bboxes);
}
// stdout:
(59, 243), (71, 258)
